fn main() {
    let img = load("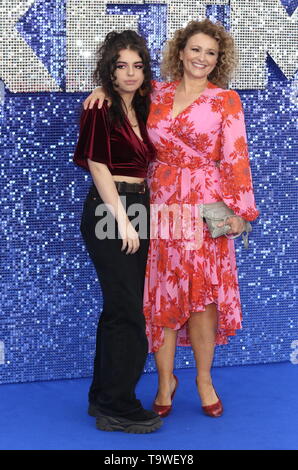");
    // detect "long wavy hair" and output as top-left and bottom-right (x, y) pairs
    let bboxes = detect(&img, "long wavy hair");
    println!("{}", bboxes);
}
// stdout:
(160, 19), (237, 89)
(93, 30), (152, 124)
